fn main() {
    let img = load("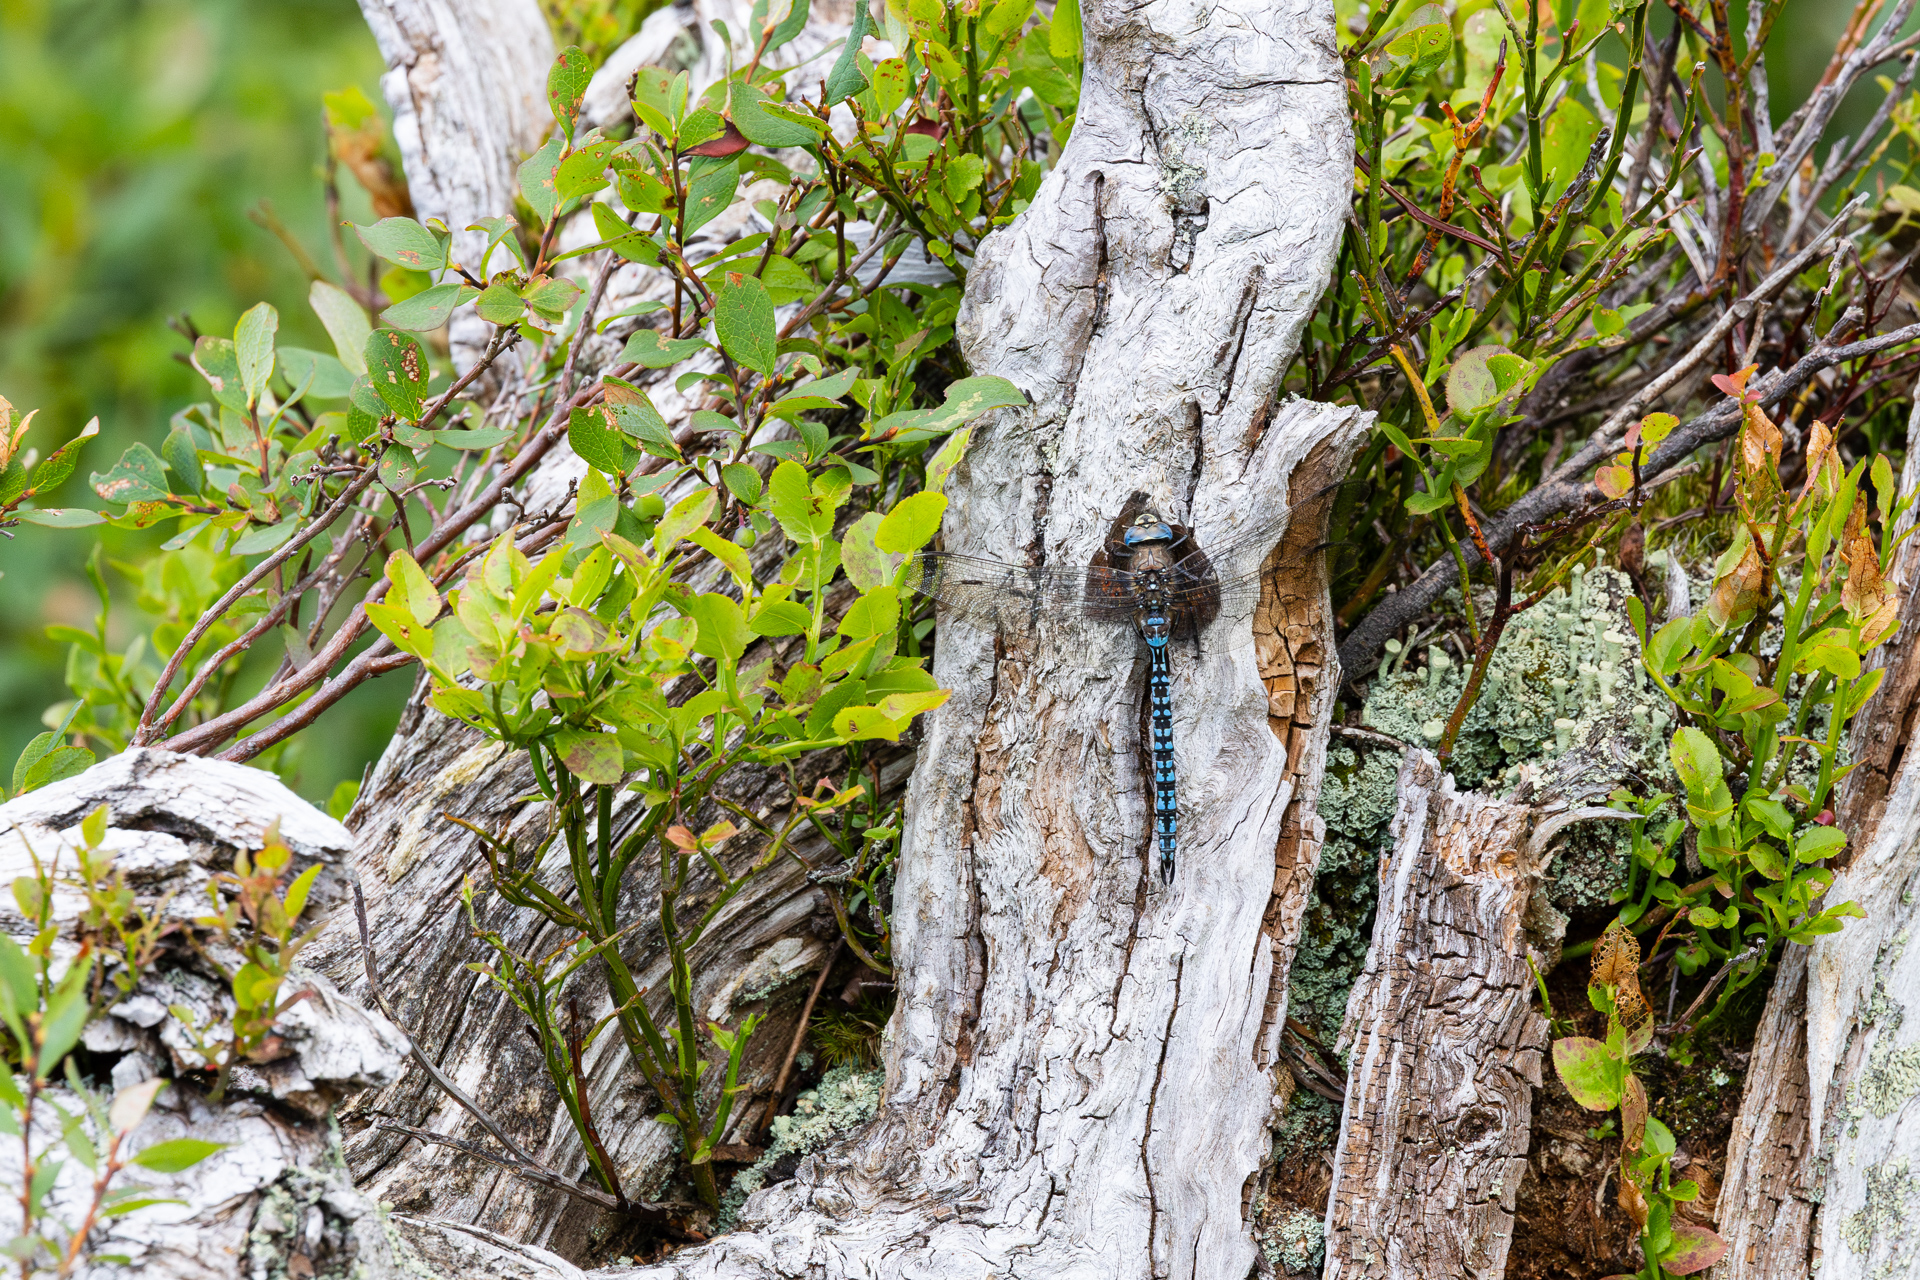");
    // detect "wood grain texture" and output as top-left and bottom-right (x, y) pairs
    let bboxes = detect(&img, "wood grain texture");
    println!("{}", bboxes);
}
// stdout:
(1325, 750), (1550, 1280)
(357, 0), (555, 369)
(330, 0), (1363, 1271)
